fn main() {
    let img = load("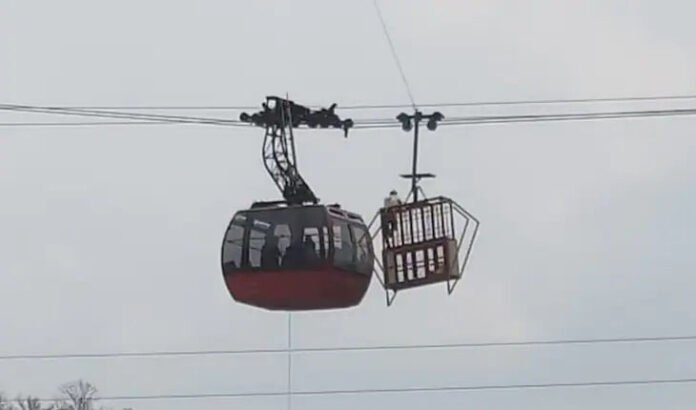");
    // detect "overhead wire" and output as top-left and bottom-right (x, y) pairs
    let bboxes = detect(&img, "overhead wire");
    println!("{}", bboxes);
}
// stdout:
(4, 103), (696, 130)
(339, 93), (696, 110)
(351, 107), (696, 129)
(0, 121), (173, 127)
(439, 107), (696, 126)
(2, 333), (696, 361)
(57, 105), (262, 111)
(31, 377), (696, 402)
(11, 93), (696, 111)
(4, 101), (696, 130)
(0, 104), (252, 128)
(371, 0), (417, 109)
(0, 104), (696, 129)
